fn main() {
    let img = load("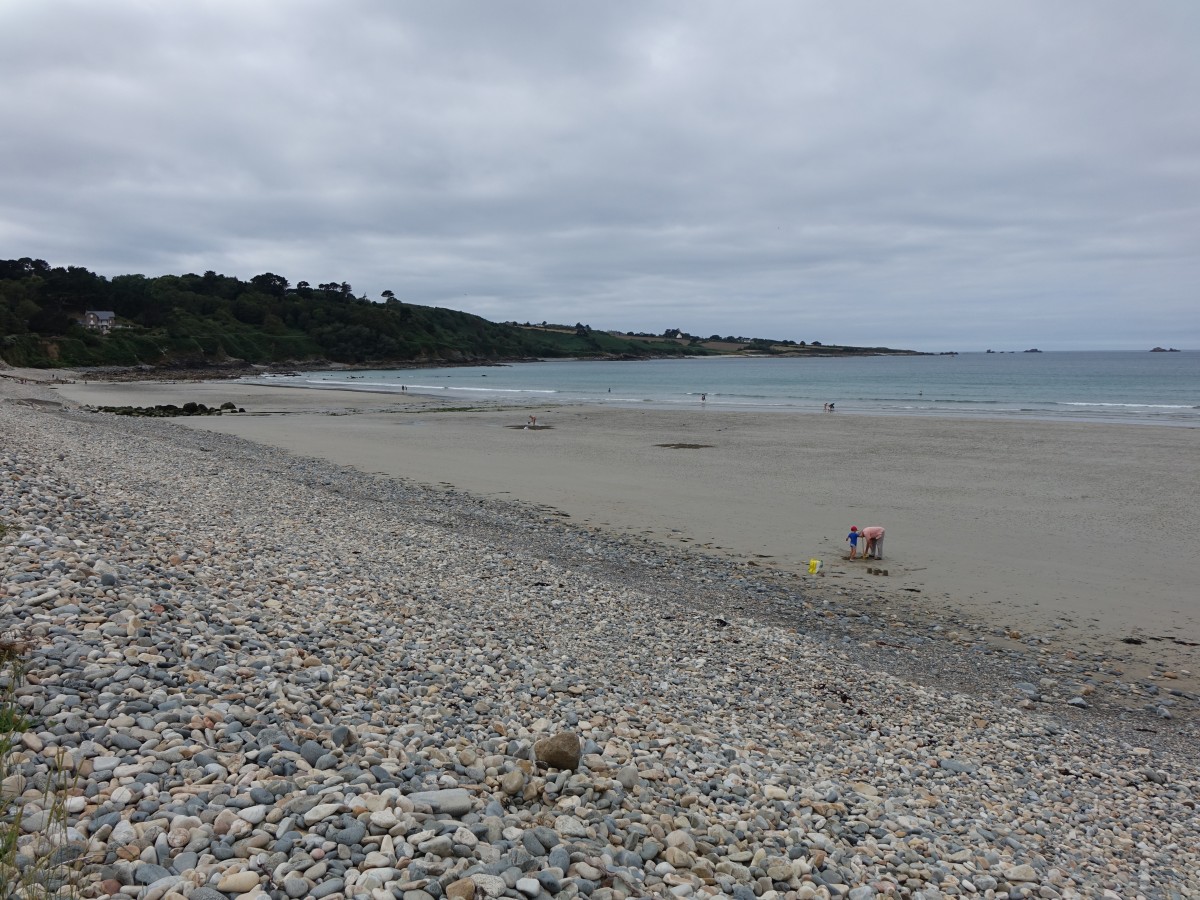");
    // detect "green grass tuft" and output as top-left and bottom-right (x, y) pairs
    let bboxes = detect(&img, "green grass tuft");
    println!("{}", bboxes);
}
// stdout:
(1, 634), (84, 898)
